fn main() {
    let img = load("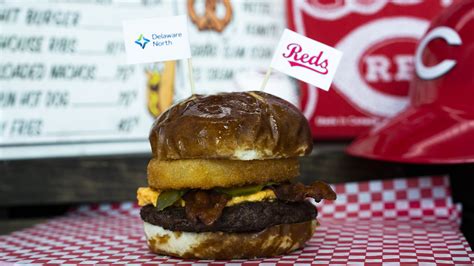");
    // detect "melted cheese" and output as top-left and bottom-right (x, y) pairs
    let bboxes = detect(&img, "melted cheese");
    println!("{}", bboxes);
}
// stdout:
(137, 187), (276, 207)
(137, 187), (159, 207)
(227, 189), (276, 206)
